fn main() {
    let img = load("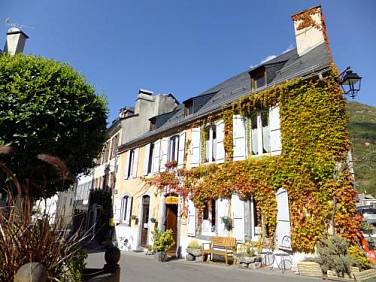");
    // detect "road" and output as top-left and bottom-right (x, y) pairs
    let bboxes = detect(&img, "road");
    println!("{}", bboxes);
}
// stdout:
(86, 251), (321, 282)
